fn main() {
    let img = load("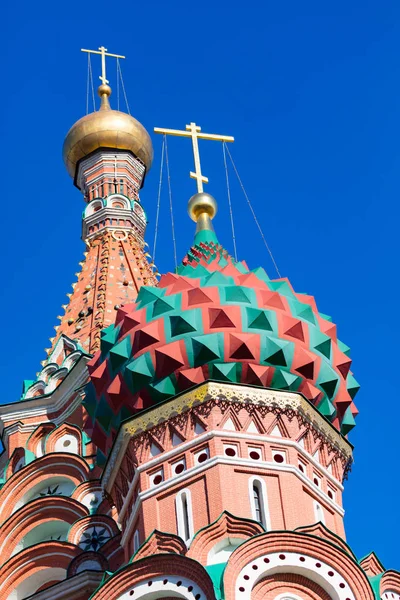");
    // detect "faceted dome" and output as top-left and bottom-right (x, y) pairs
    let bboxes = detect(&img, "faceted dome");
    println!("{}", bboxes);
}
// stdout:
(85, 238), (359, 454)
(63, 85), (153, 182)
